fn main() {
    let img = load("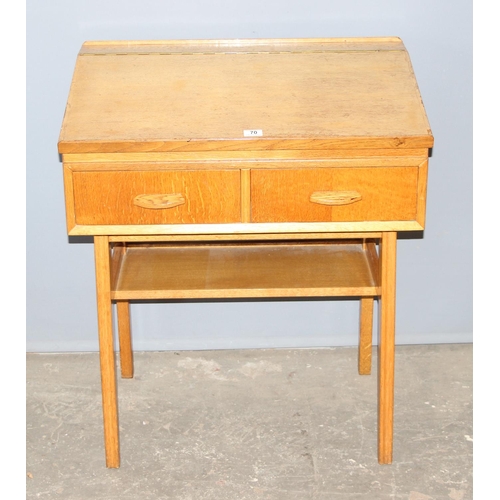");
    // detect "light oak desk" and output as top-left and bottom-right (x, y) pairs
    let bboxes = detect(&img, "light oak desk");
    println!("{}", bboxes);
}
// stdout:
(58, 37), (433, 468)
